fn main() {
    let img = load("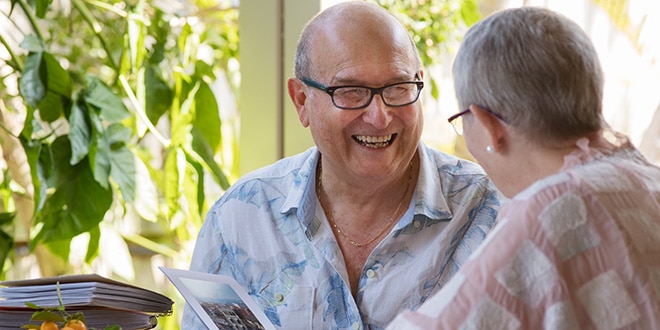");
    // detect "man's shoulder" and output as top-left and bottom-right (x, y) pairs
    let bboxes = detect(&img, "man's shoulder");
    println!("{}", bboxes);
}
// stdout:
(215, 147), (317, 204)
(237, 147), (317, 183)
